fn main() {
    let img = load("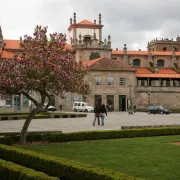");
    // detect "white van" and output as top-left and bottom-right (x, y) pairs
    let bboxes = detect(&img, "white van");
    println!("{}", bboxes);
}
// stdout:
(73, 101), (94, 112)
